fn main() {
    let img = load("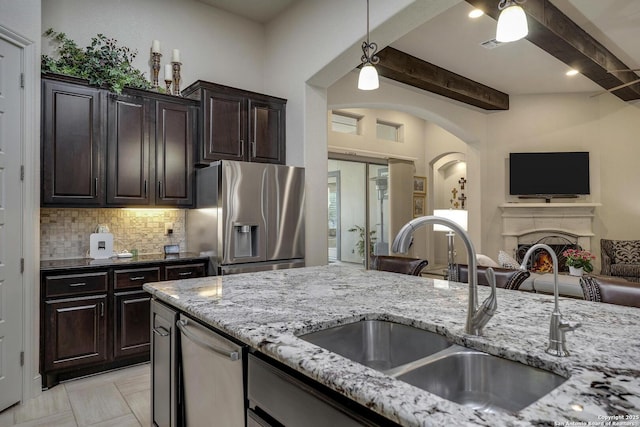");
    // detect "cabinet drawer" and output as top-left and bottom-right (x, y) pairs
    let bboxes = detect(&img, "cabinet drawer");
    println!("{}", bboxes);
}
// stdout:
(164, 263), (205, 281)
(44, 271), (109, 298)
(114, 266), (161, 289)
